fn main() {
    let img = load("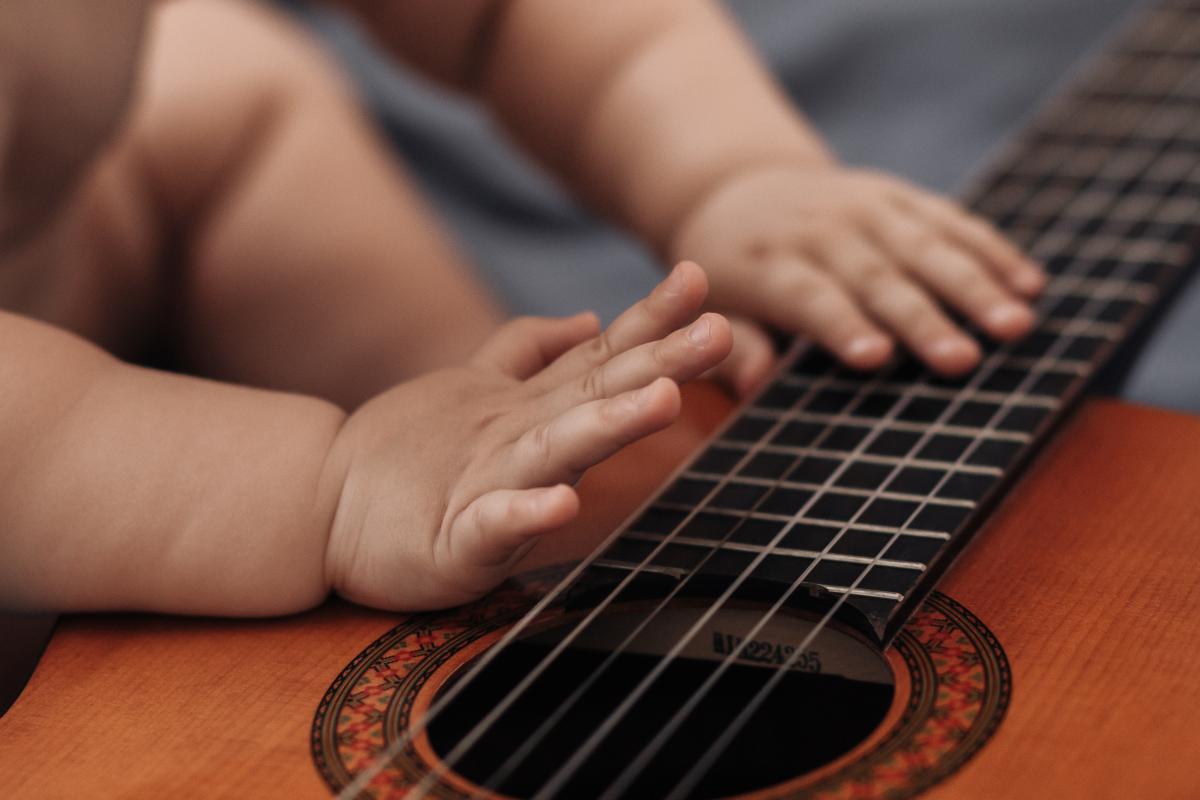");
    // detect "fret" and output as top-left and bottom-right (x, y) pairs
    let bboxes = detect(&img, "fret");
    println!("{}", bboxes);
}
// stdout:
(985, 158), (1200, 224)
(788, 349), (1091, 377)
(673, 473), (978, 509)
(624, 503), (960, 542)
(579, 0), (1200, 643)
(646, 484), (977, 536)
(704, 442), (1006, 477)
(728, 409), (1037, 443)
(620, 530), (927, 572)
(779, 374), (1077, 409)
(594, 550), (909, 602)
(630, 507), (951, 545)
(1044, 276), (1158, 302)
(777, 374), (1078, 401)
